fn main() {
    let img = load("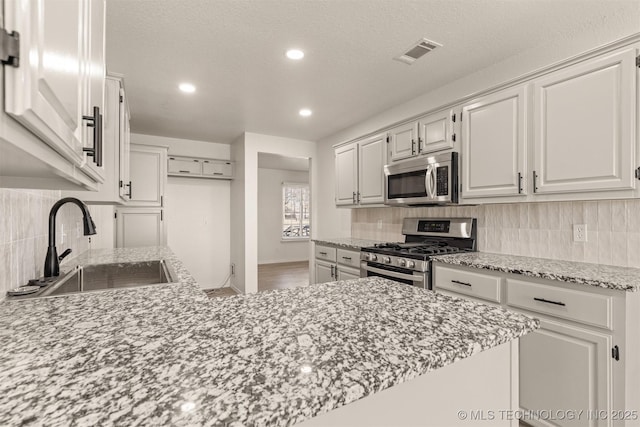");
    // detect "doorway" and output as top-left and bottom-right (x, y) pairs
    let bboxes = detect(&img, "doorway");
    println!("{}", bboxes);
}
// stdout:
(257, 153), (311, 292)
